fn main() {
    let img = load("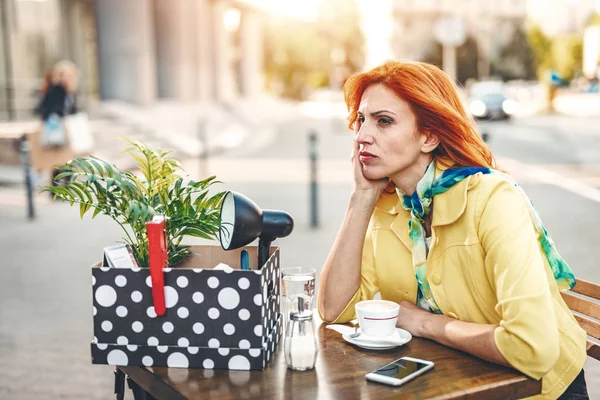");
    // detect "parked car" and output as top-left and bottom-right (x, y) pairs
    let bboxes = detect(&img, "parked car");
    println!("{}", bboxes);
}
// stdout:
(468, 81), (516, 121)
